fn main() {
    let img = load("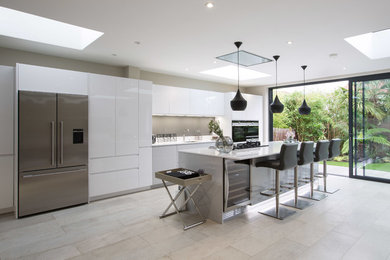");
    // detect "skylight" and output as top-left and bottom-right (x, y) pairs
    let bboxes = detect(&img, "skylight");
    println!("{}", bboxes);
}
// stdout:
(0, 6), (104, 50)
(345, 29), (390, 59)
(200, 65), (270, 81)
